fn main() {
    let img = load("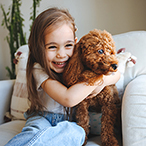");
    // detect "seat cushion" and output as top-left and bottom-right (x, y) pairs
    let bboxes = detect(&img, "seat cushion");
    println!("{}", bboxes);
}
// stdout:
(0, 120), (25, 145)
(0, 120), (101, 146)
(0, 120), (121, 146)
(122, 75), (146, 146)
